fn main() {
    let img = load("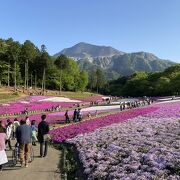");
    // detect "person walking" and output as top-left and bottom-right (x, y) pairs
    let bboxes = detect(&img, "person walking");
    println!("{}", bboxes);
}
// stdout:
(73, 109), (78, 122)
(24, 107), (29, 115)
(0, 121), (5, 131)
(65, 110), (70, 123)
(77, 108), (82, 121)
(31, 120), (38, 146)
(120, 103), (123, 111)
(38, 115), (49, 158)
(95, 110), (98, 117)
(5, 121), (13, 150)
(25, 116), (31, 126)
(12, 118), (20, 139)
(16, 120), (32, 168)
(0, 125), (8, 172)
(87, 112), (91, 118)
